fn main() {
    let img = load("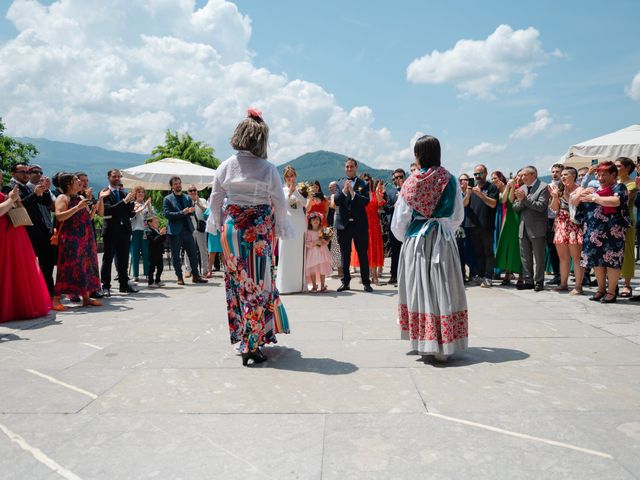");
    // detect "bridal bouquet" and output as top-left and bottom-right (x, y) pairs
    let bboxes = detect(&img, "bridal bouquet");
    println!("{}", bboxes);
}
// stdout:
(319, 226), (333, 241)
(289, 197), (299, 209)
(296, 182), (311, 198)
